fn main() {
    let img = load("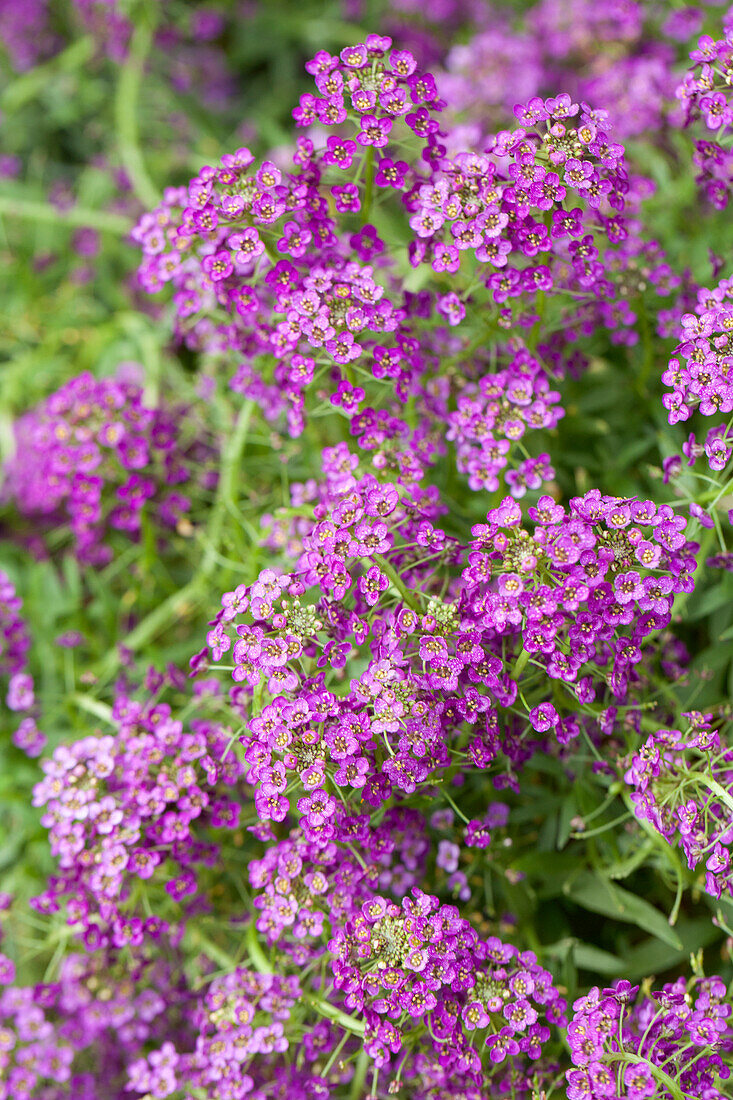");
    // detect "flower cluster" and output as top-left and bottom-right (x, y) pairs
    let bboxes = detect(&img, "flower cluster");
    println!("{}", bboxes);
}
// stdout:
(249, 808), (429, 958)
(32, 688), (245, 948)
(134, 36), (650, 464)
(295, 34), (442, 134)
(128, 889), (567, 1098)
(3, 370), (210, 565)
(127, 968), (302, 1100)
(446, 347), (562, 494)
(663, 274), (733, 425)
(461, 490), (697, 699)
(134, 37), (444, 437)
(332, 887), (567, 1078)
(677, 13), (733, 209)
(412, 94), (628, 280)
(201, 441), (697, 859)
(0, 571), (42, 756)
(0, 950), (180, 1100)
(566, 974), (733, 1099)
(664, 421), (733, 485)
(625, 713), (733, 901)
